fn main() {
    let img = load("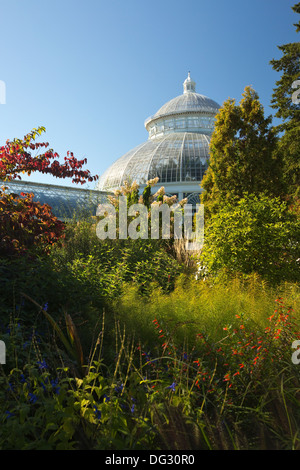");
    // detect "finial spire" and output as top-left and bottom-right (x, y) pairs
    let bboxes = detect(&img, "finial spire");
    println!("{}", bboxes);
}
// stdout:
(183, 72), (196, 94)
